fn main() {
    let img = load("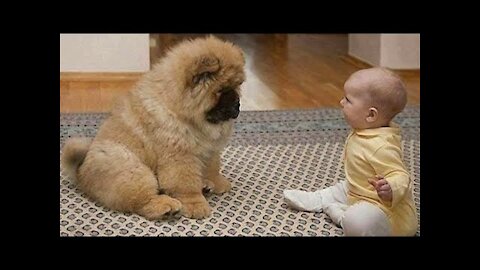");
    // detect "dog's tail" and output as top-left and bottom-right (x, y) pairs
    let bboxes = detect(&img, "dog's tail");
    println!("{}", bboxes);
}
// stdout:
(61, 137), (92, 183)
